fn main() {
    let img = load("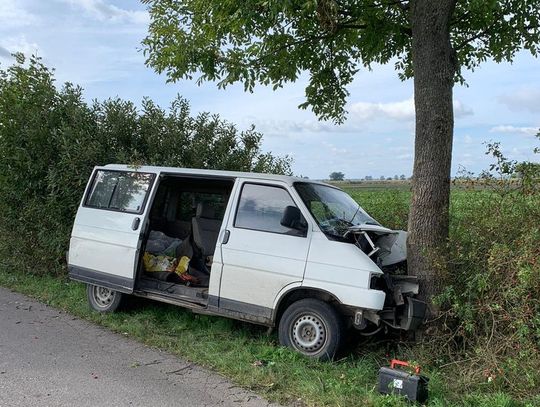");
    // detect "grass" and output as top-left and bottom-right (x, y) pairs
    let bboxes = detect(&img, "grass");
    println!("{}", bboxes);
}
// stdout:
(0, 268), (407, 407)
(1, 184), (539, 407)
(1, 267), (528, 407)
